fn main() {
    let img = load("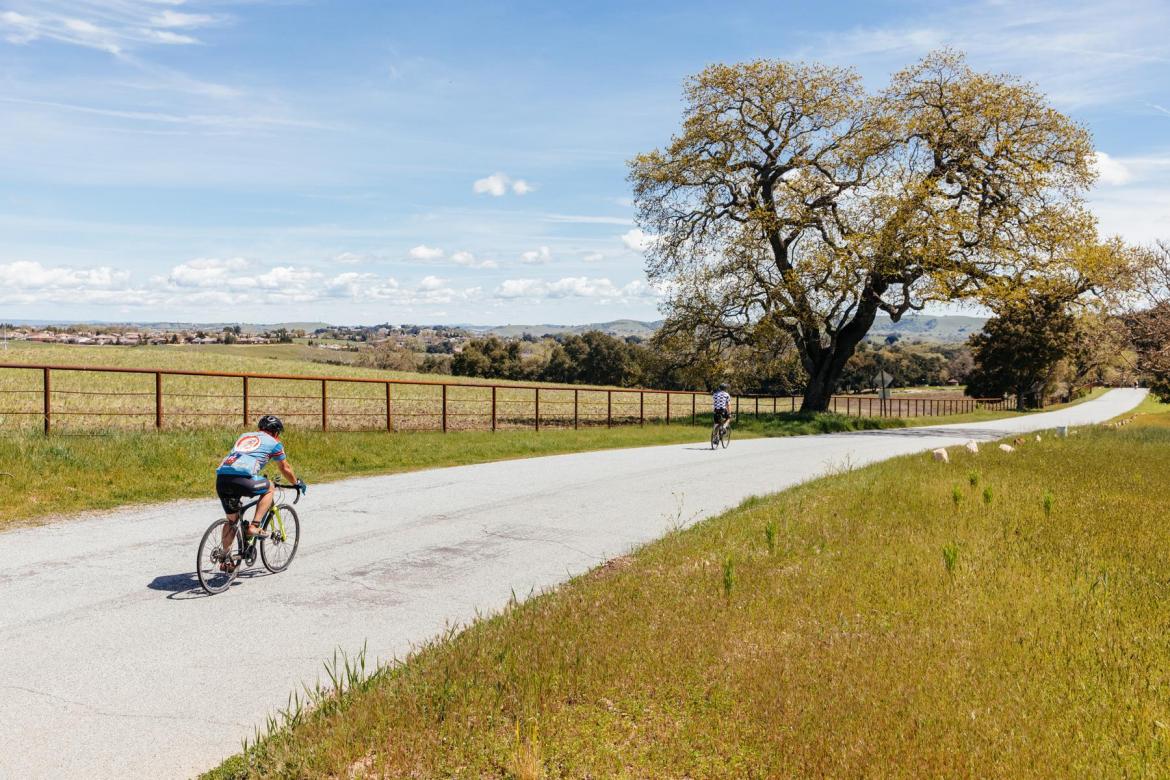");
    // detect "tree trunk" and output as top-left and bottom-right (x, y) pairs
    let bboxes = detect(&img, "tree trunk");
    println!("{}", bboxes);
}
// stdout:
(798, 315), (875, 413)
(784, 276), (886, 413)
